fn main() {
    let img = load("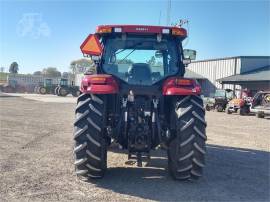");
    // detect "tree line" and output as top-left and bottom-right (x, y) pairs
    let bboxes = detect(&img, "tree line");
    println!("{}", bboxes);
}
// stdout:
(1, 59), (93, 77)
